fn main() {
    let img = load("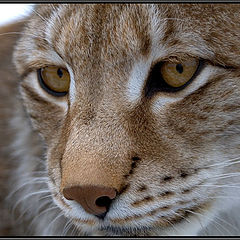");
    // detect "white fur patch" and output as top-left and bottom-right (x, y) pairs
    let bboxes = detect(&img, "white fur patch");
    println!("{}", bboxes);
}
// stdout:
(125, 7), (168, 106)
(126, 58), (152, 104)
(66, 64), (76, 104)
